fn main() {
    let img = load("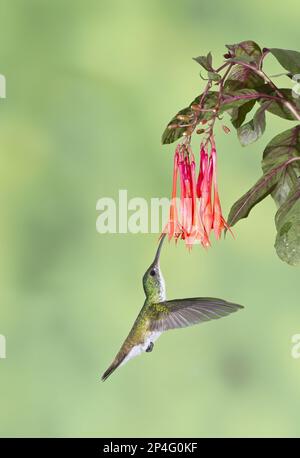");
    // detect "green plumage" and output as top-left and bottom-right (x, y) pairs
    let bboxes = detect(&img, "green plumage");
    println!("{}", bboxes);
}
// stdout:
(101, 235), (244, 381)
